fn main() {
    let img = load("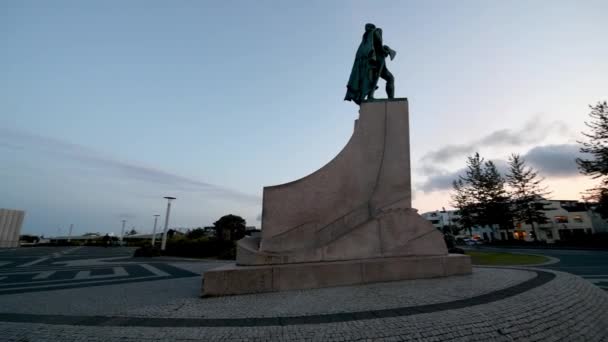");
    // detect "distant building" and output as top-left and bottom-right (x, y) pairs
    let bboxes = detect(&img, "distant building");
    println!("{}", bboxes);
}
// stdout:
(513, 199), (596, 243)
(420, 210), (459, 231)
(49, 233), (102, 244)
(422, 199), (607, 243)
(0, 209), (25, 248)
(245, 226), (261, 238)
(123, 232), (162, 240)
